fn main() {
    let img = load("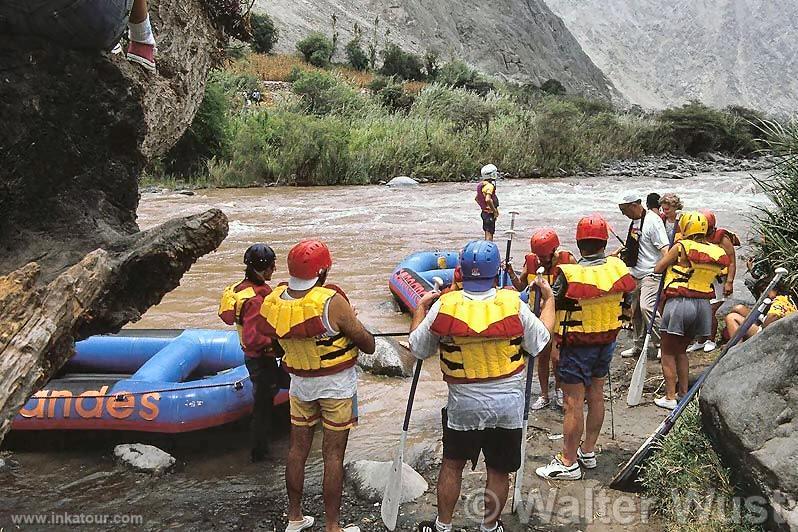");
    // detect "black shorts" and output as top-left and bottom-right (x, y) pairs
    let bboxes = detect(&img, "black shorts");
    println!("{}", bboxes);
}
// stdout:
(557, 342), (615, 387)
(481, 211), (496, 234)
(441, 408), (522, 474)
